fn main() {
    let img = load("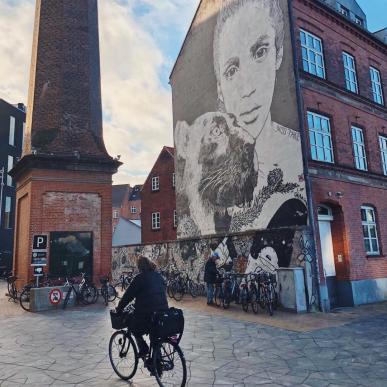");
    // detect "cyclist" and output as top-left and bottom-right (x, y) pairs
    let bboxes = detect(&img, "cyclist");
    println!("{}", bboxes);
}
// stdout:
(204, 251), (220, 305)
(116, 256), (168, 358)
